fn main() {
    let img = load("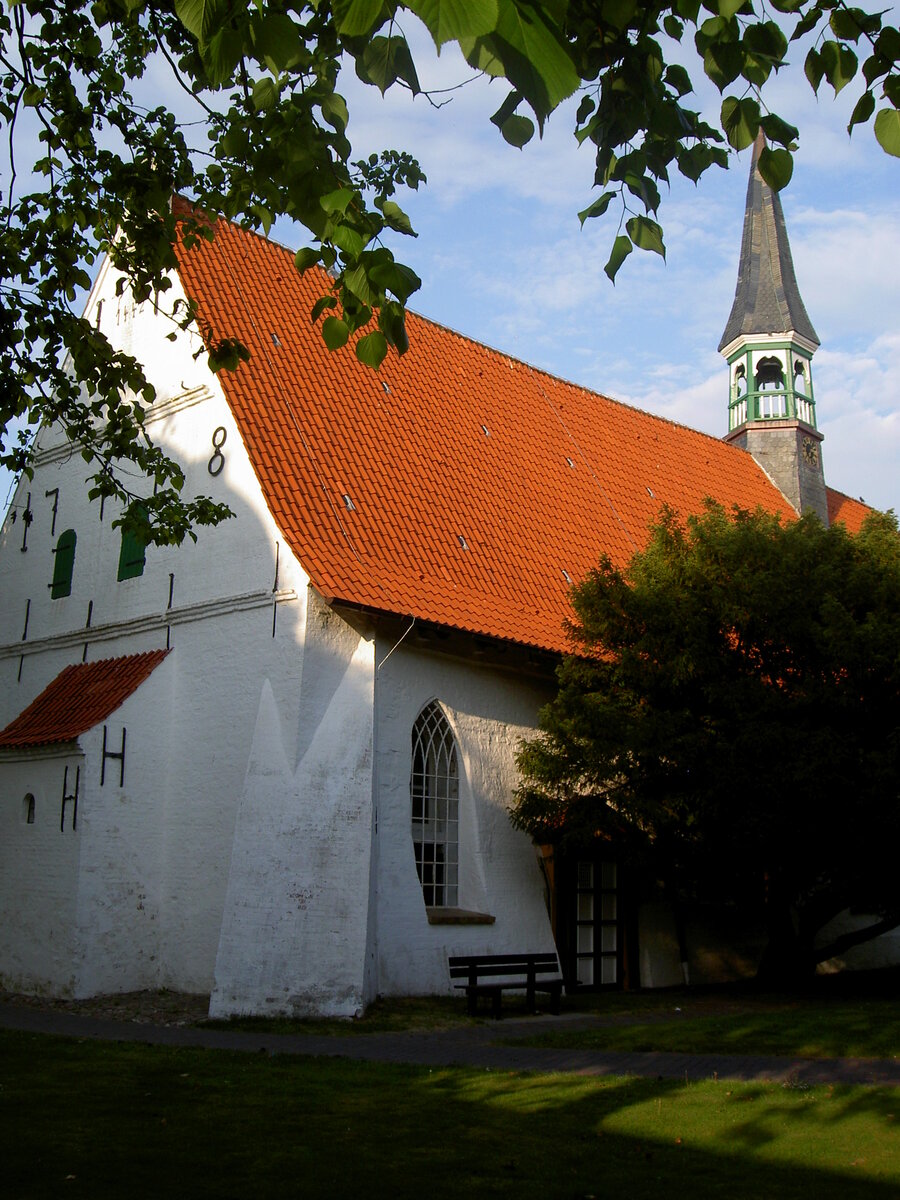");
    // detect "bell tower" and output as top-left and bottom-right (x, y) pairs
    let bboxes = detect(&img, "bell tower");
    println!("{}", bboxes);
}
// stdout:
(719, 134), (829, 523)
